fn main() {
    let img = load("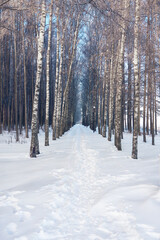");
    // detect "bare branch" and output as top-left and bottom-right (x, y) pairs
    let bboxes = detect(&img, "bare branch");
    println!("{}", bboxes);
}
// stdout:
(0, 0), (11, 8)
